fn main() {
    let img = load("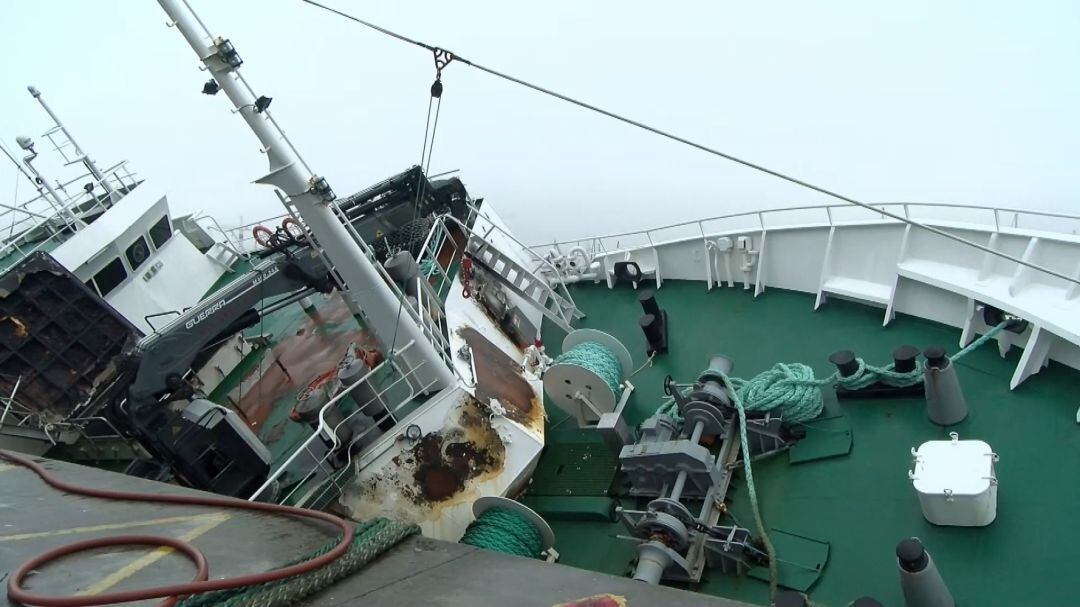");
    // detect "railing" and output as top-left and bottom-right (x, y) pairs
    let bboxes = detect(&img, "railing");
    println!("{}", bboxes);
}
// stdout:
(322, 200), (465, 386)
(434, 209), (581, 320)
(0, 374), (137, 456)
(189, 212), (250, 262)
(464, 202), (579, 291)
(415, 216), (460, 300)
(528, 202), (1080, 261)
(249, 339), (441, 507)
(0, 161), (142, 269)
(208, 213), (293, 255)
